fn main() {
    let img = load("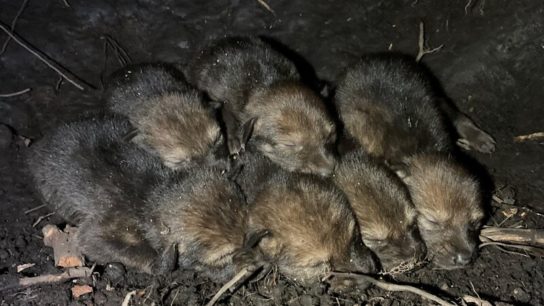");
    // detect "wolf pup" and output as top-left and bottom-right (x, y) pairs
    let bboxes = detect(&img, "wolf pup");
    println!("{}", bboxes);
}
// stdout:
(190, 37), (336, 176)
(333, 150), (426, 272)
(335, 55), (486, 269)
(106, 63), (227, 170)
